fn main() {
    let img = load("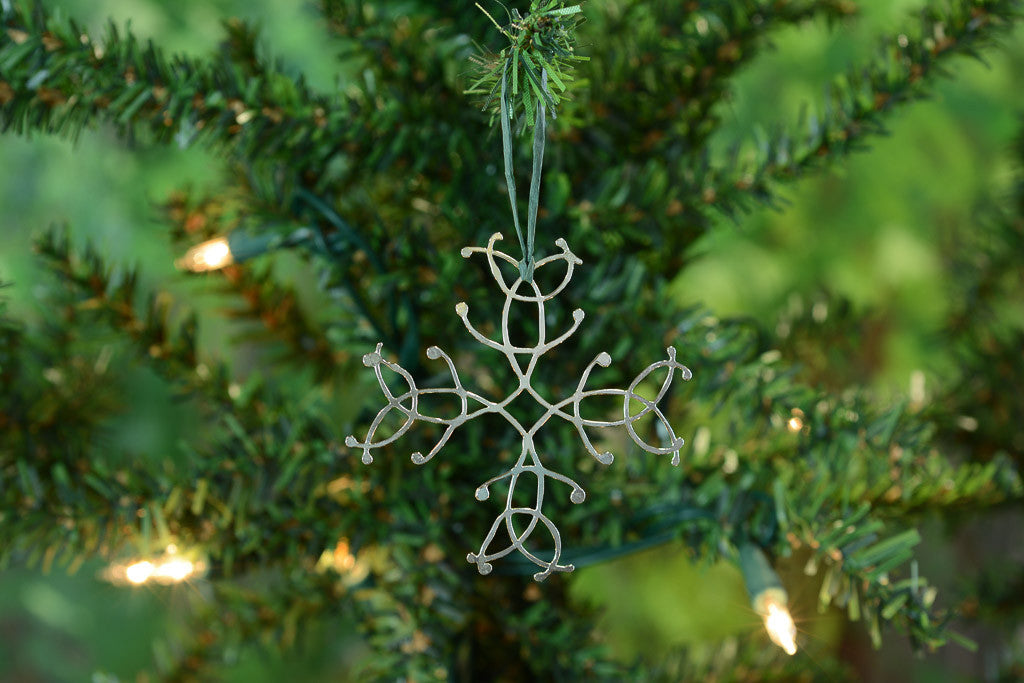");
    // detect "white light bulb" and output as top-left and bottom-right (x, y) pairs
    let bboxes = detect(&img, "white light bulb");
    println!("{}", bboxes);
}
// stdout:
(155, 558), (195, 582)
(107, 547), (206, 586)
(125, 560), (155, 585)
(763, 601), (798, 655)
(177, 237), (233, 272)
